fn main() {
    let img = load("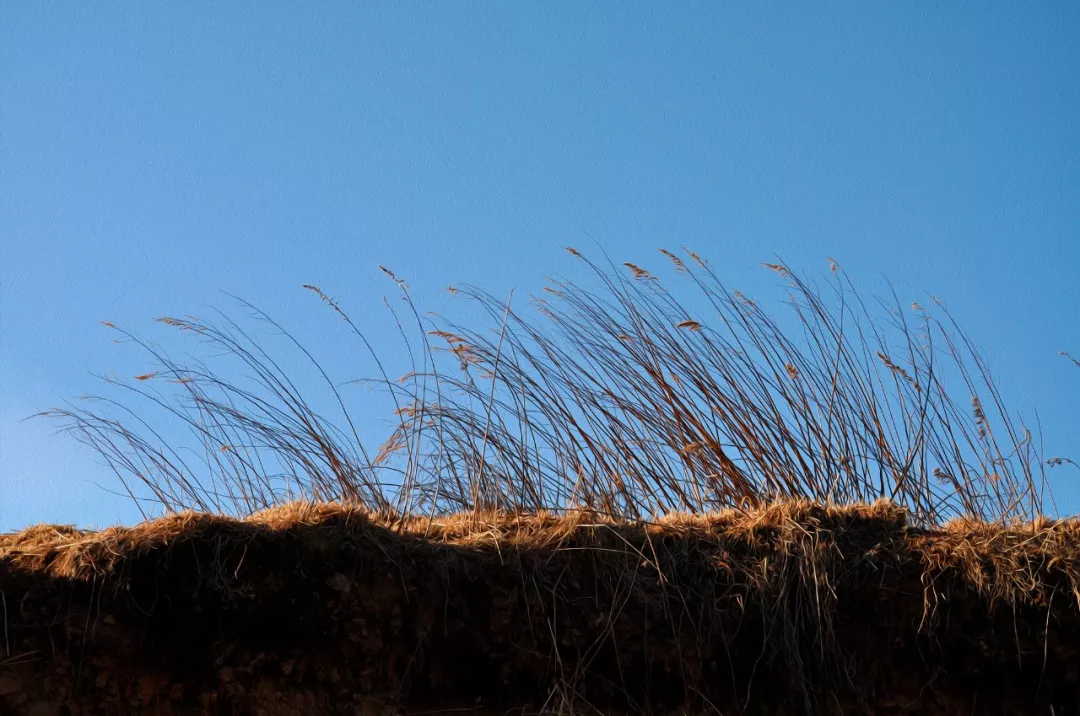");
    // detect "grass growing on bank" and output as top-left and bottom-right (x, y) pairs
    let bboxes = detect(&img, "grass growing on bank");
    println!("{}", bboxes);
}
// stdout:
(44, 249), (1060, 526)
(6, 499), (1080, 714)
